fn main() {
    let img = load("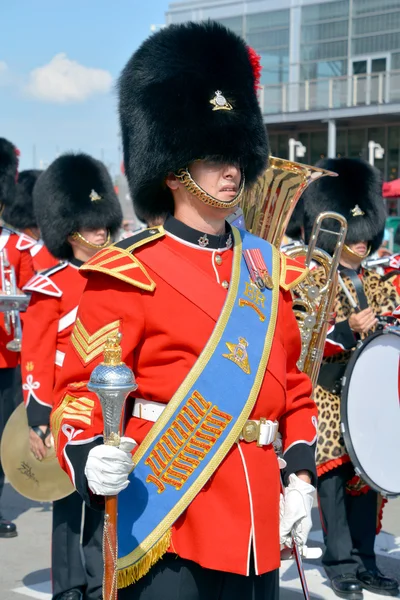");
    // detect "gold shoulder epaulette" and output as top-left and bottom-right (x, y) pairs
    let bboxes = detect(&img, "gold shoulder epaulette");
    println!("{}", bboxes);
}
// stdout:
(80, 226), (165, 291)
(279, 252), (309, 291)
